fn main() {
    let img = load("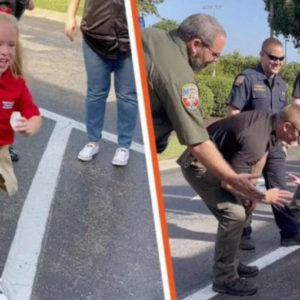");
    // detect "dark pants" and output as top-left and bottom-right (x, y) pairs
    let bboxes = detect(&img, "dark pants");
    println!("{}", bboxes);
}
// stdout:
(244, 143), (299, 238)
